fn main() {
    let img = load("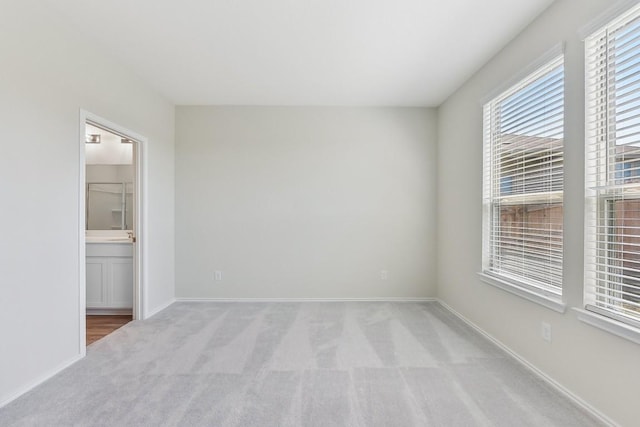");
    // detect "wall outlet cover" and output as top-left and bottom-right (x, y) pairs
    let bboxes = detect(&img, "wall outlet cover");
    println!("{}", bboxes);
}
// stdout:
(541, 322), (552, 342)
